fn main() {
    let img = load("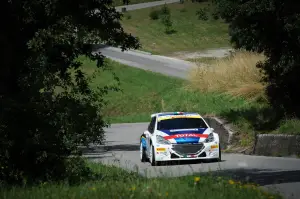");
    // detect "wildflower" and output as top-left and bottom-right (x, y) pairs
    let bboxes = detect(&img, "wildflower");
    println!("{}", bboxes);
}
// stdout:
(166, 192), (169, 196)
(268, 196), (274, 199)
(194, 177), (200, 182)
(228, 180), (235, 185)
(131, 186), (136, 191)
(89, 187), (96, 191)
